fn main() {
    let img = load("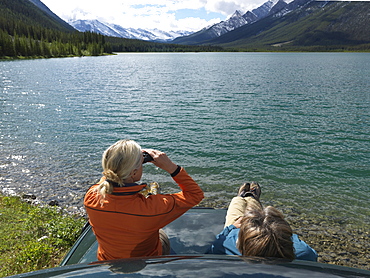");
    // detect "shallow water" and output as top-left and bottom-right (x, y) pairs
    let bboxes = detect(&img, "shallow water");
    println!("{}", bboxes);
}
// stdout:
(1, 52), (369, 228)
